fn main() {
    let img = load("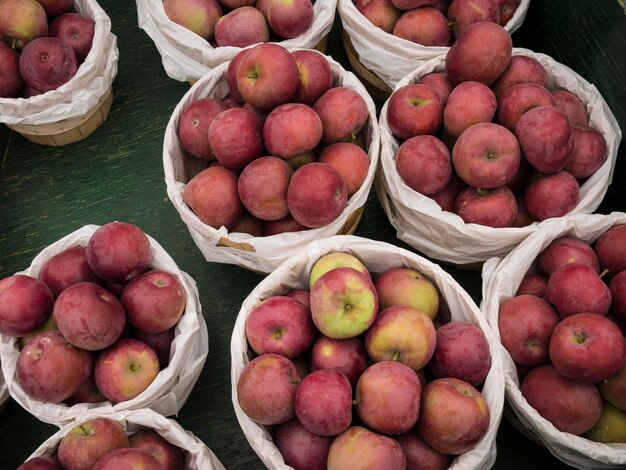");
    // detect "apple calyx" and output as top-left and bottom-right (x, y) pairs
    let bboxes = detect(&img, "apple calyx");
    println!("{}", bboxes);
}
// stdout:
(272, 328), (283, 340)
(476, 188), (490, 196)
(410, 98), (431, 107)
(574, 330), (586, 345)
